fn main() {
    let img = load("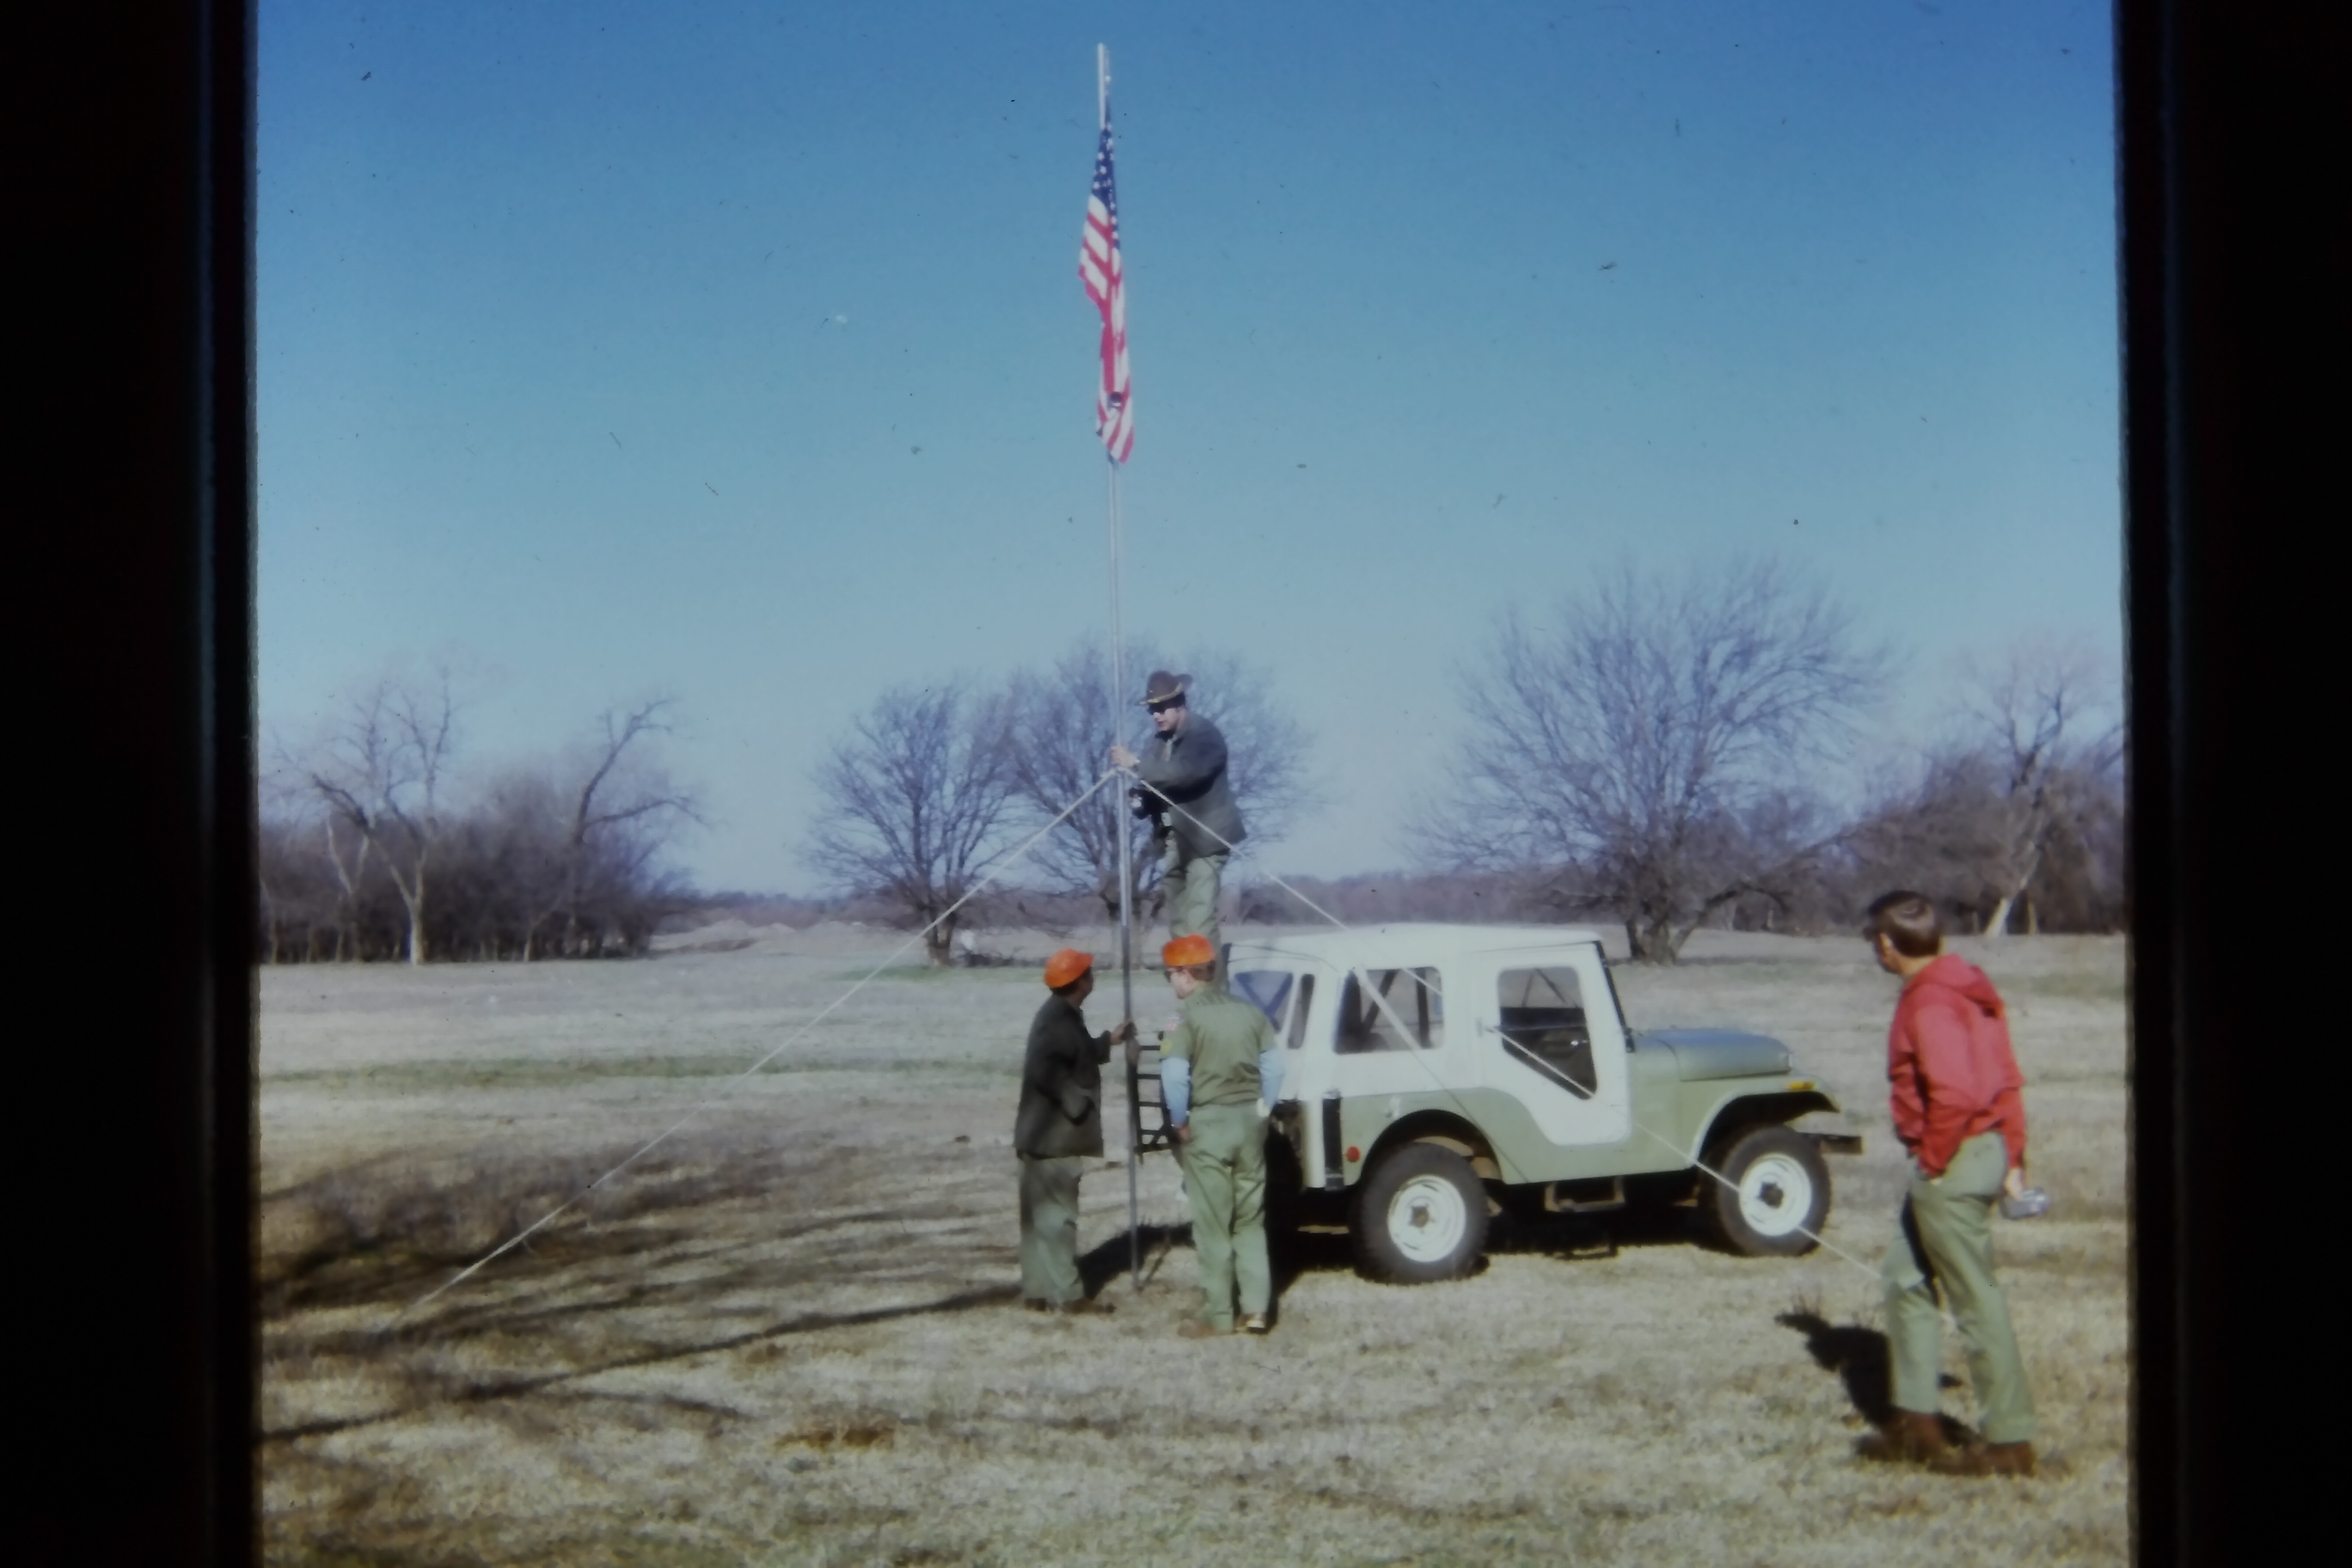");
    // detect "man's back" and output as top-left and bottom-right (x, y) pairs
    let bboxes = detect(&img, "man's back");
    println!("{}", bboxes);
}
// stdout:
(1164, 986), (1272, 1108)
